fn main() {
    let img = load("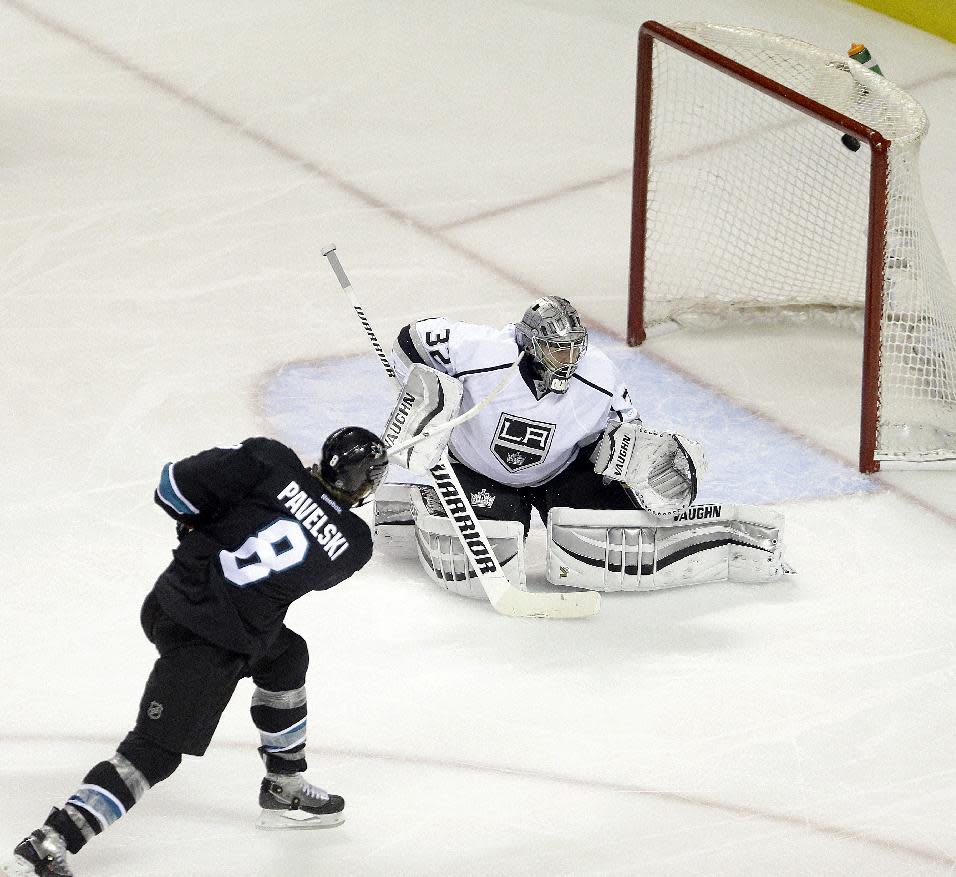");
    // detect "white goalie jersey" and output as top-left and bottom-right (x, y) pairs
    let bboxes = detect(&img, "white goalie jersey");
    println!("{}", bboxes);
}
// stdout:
(391, 317), (639, 487)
